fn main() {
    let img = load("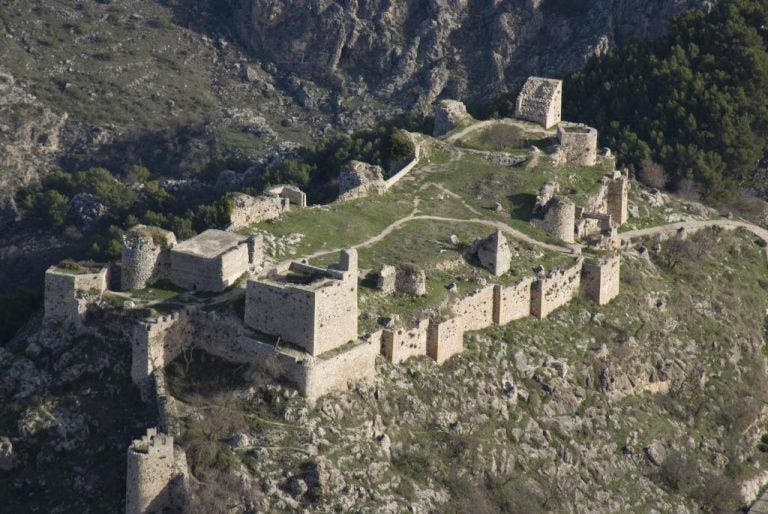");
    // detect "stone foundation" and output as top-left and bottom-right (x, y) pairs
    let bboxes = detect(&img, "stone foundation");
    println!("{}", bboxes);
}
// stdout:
(427, 317), (464, 364)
